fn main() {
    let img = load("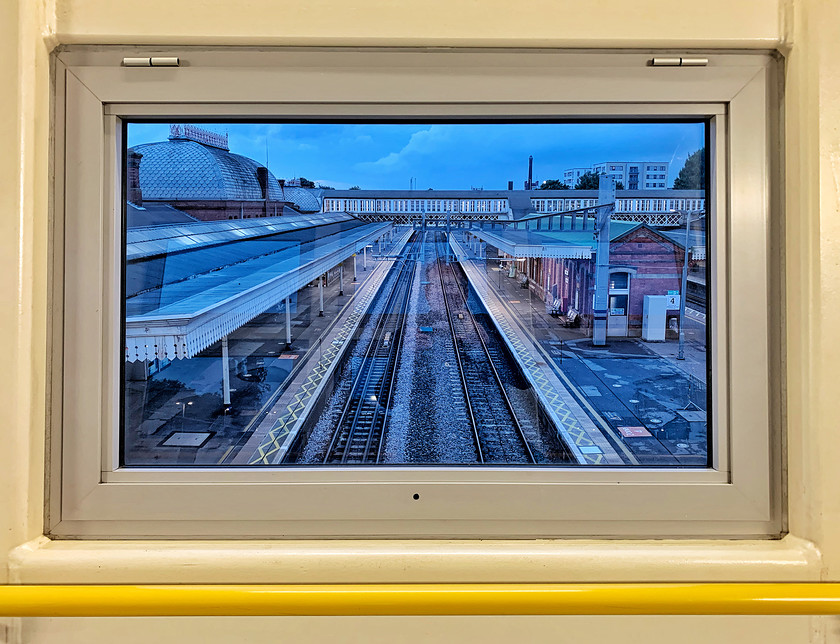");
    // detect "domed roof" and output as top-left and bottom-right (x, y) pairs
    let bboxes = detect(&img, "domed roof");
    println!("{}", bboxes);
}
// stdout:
(279, 186), (321, 213)
(131, 138), (284, 202)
